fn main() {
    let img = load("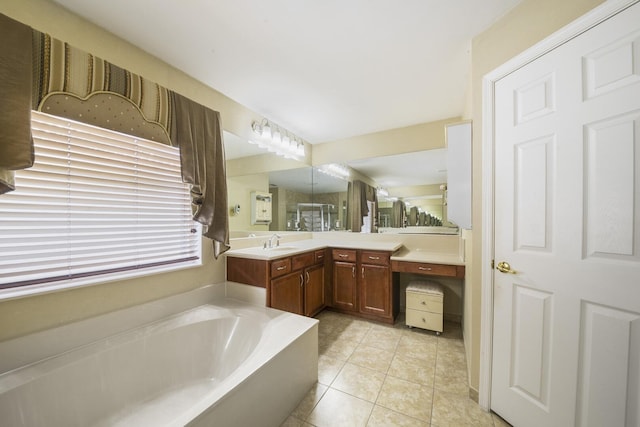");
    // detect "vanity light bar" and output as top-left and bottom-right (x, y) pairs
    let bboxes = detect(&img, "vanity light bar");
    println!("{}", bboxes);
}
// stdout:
(377, 187), (389, 197)
(250, 119), (305, 160)
(317, 163), (350, 180)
